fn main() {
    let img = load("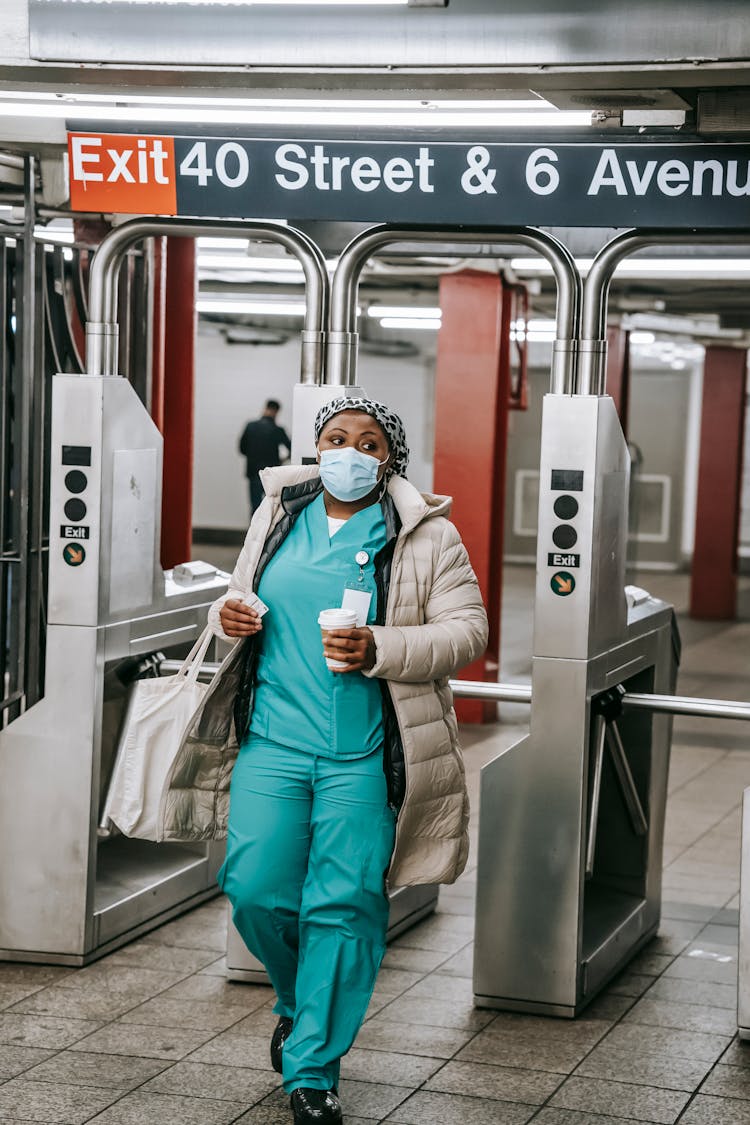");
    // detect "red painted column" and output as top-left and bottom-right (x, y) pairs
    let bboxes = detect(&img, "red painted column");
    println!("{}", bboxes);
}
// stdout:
(160, 236), (196, 570)
(606, 325), (630, 437)
(434, 270), (507, 723)
(690, 345), (747, 620)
